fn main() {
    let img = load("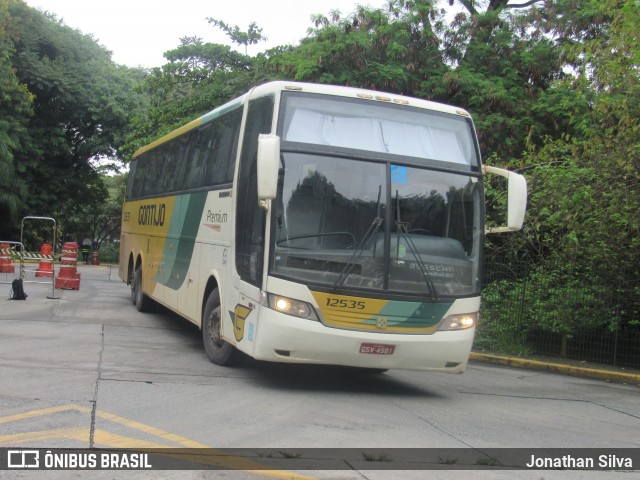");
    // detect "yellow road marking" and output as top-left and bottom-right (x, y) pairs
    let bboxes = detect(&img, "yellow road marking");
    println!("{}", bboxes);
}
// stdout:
(0, 404), (86, 424)
(92, 429), (179, 449)
(92, 409), (207, 448)
(0, 427), (88, 444)
(0, 405), (317, 480)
